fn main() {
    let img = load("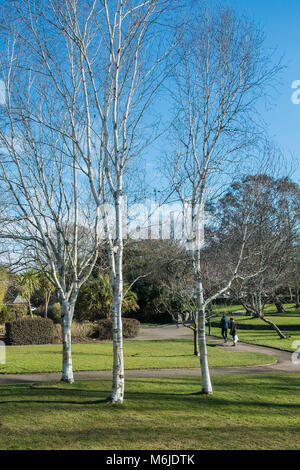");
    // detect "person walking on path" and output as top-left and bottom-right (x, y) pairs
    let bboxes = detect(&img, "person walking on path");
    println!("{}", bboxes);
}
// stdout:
(230, 317), (239, 346)
(220, 314), (229, 343)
